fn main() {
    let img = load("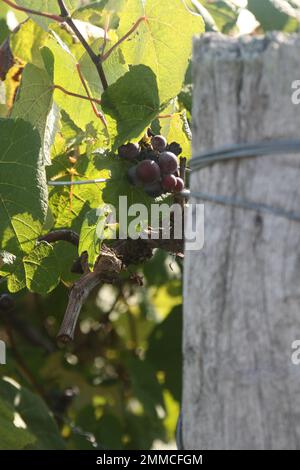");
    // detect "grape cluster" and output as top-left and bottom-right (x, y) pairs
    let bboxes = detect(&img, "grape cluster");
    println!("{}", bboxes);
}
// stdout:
(118, 134), (185, 198)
